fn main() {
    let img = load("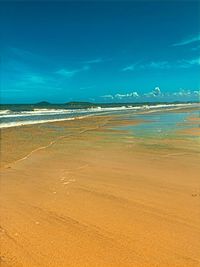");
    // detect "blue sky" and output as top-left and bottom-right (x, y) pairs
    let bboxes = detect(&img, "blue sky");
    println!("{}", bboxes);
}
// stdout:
(1, 1), (200, 103)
